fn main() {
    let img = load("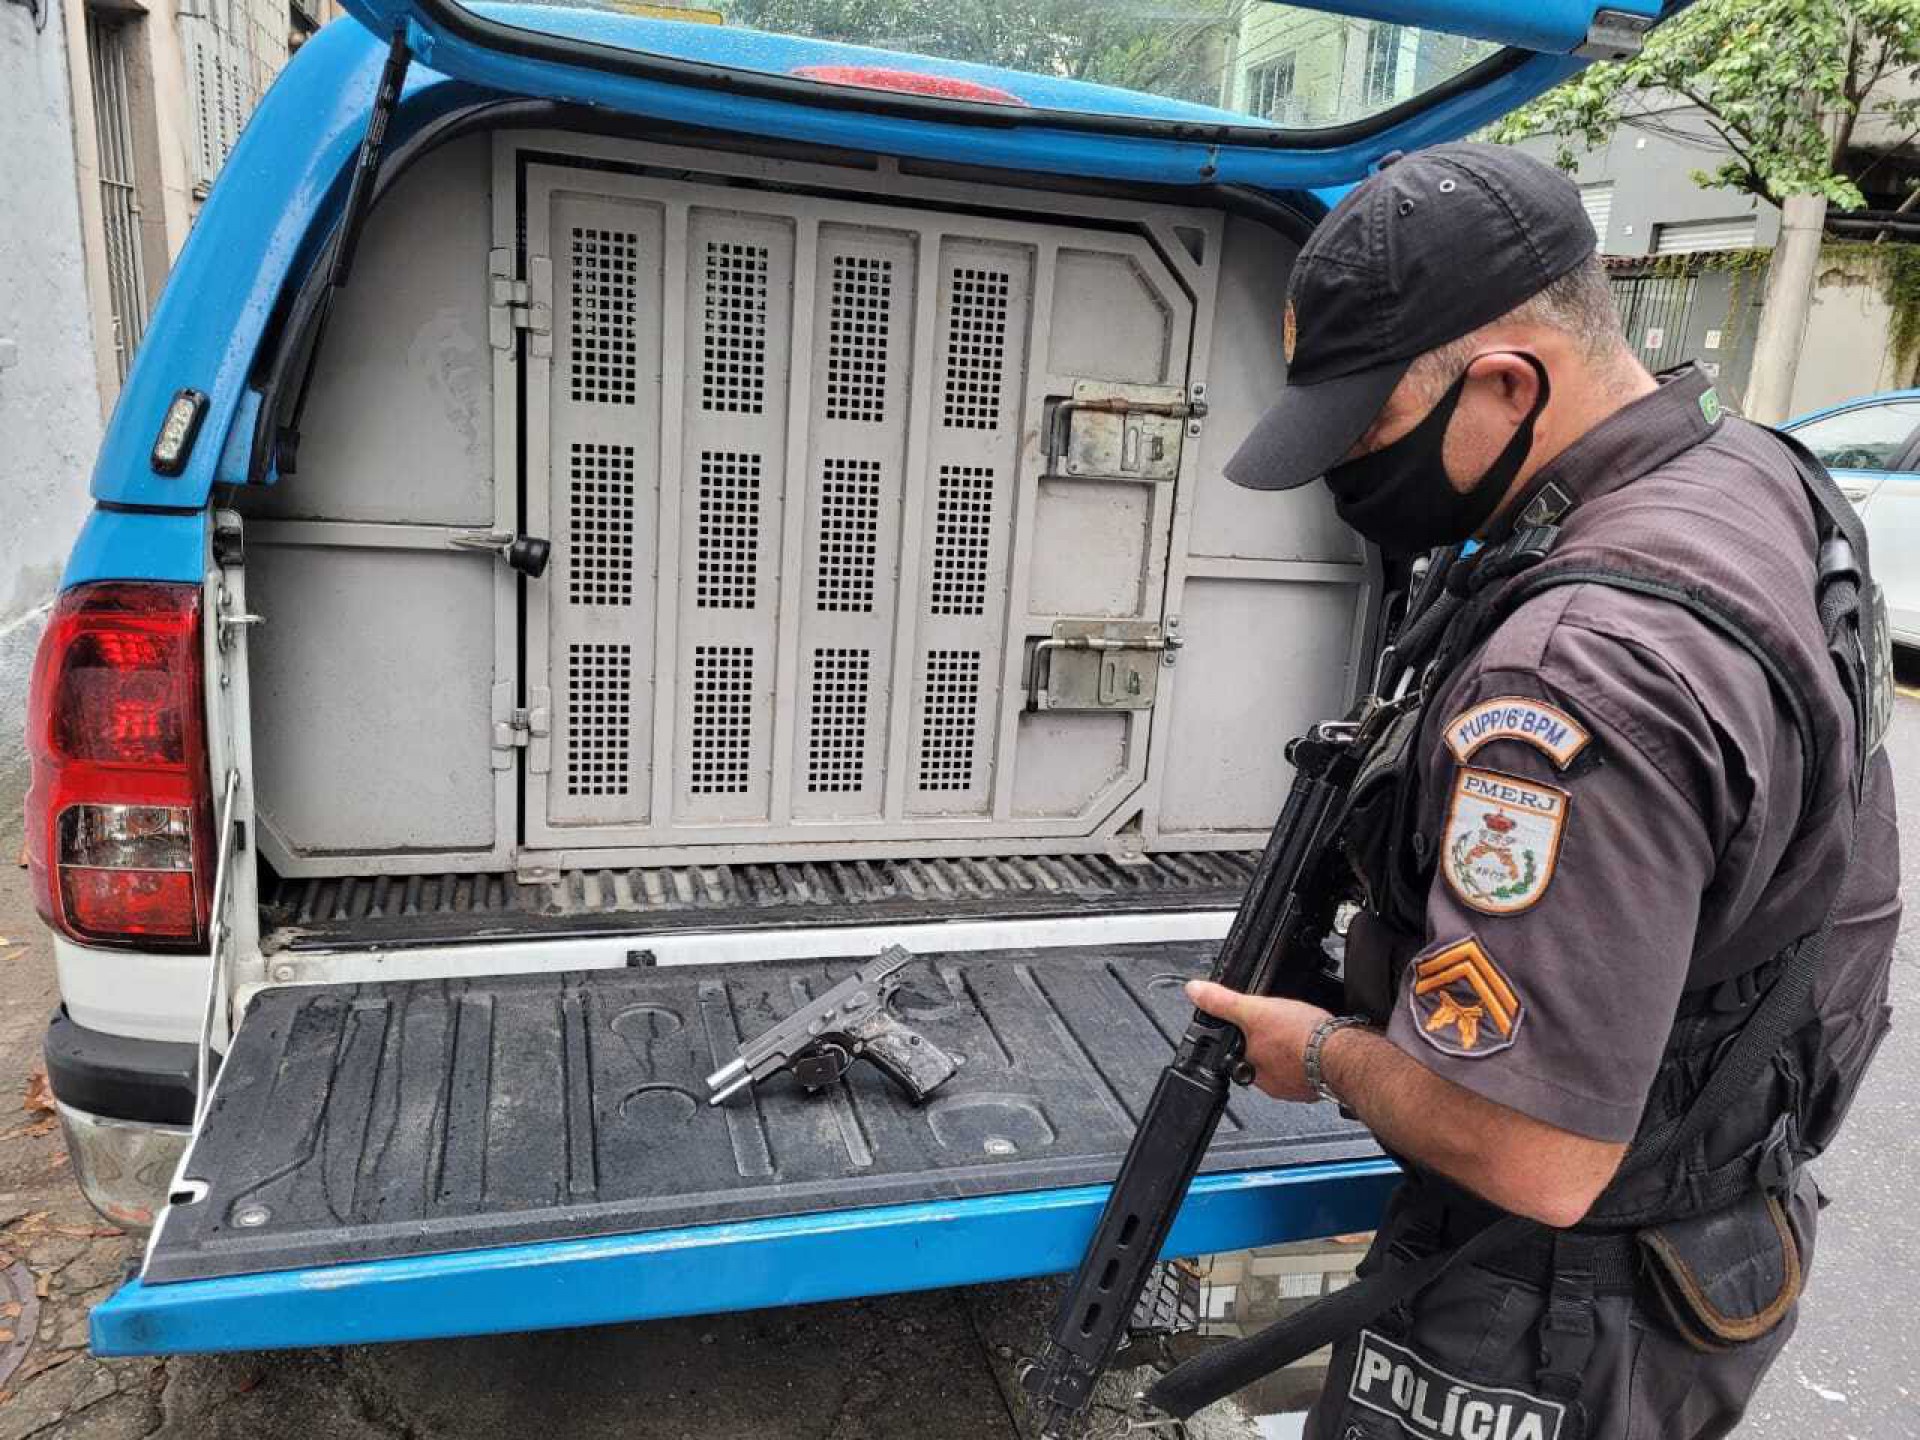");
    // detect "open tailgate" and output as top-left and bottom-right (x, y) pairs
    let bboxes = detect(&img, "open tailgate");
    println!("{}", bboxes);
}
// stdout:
(99, 942), (1393, 1353)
